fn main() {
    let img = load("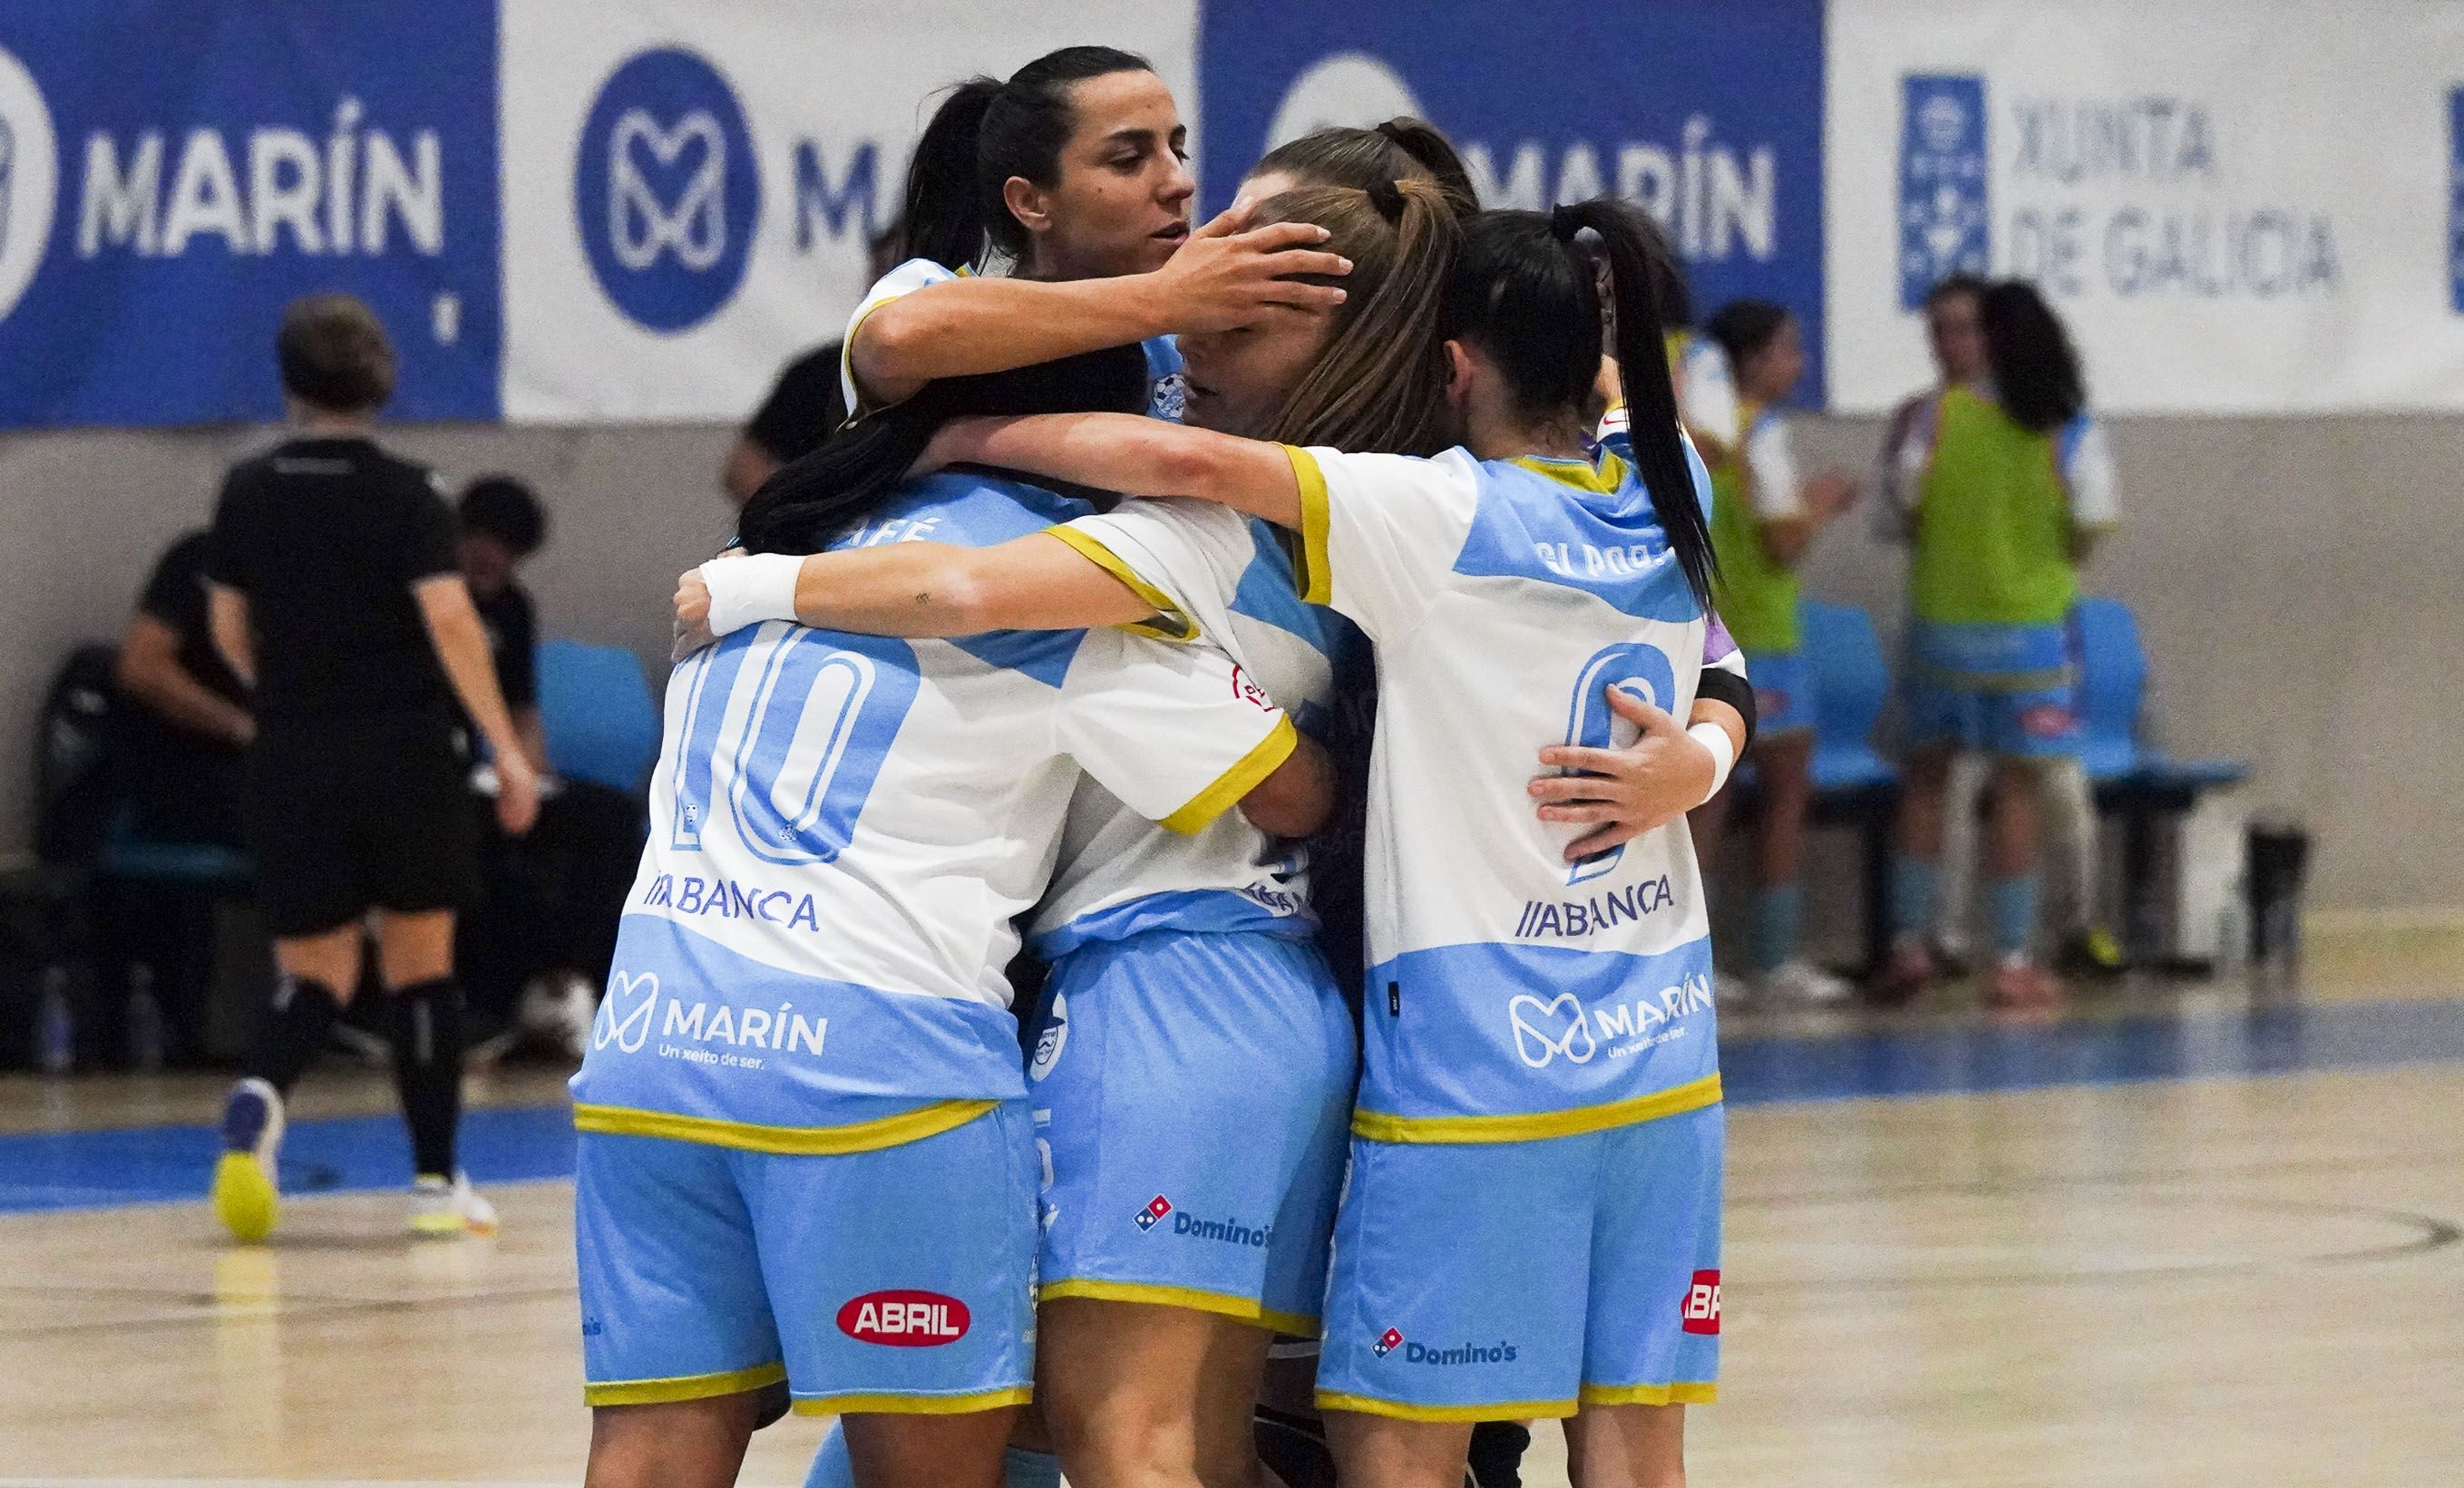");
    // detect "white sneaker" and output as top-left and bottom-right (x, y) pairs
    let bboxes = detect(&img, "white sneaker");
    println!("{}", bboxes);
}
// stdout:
(1715, 971), (1758, 1008)
(1759, 959), (1855, 1006)
(410, 1172), (500, 1239)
